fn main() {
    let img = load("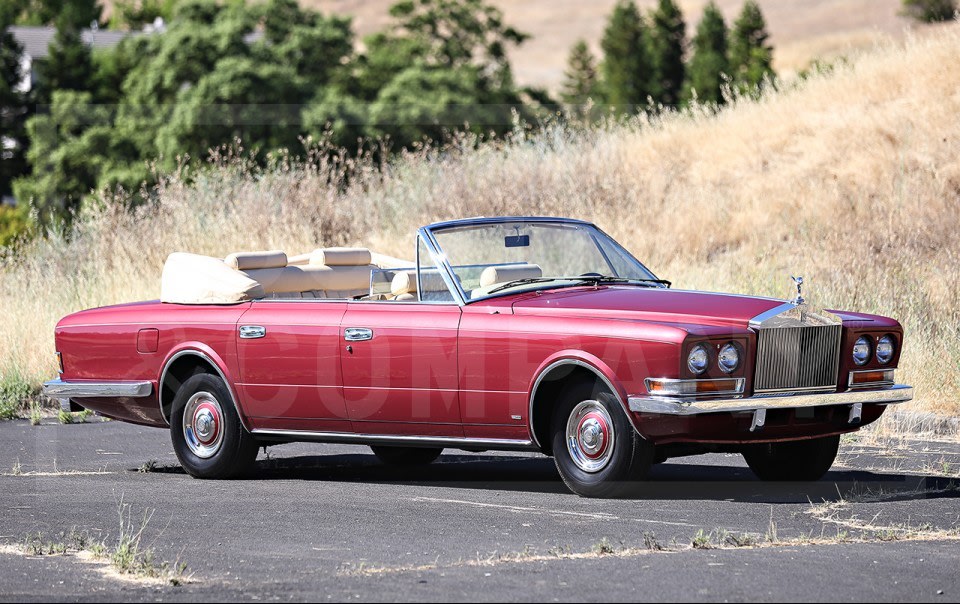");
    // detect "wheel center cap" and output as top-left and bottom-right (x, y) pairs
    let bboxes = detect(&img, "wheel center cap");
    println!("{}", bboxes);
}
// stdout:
(195, 410), (215, 440)
(580, 419), (603, 451)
